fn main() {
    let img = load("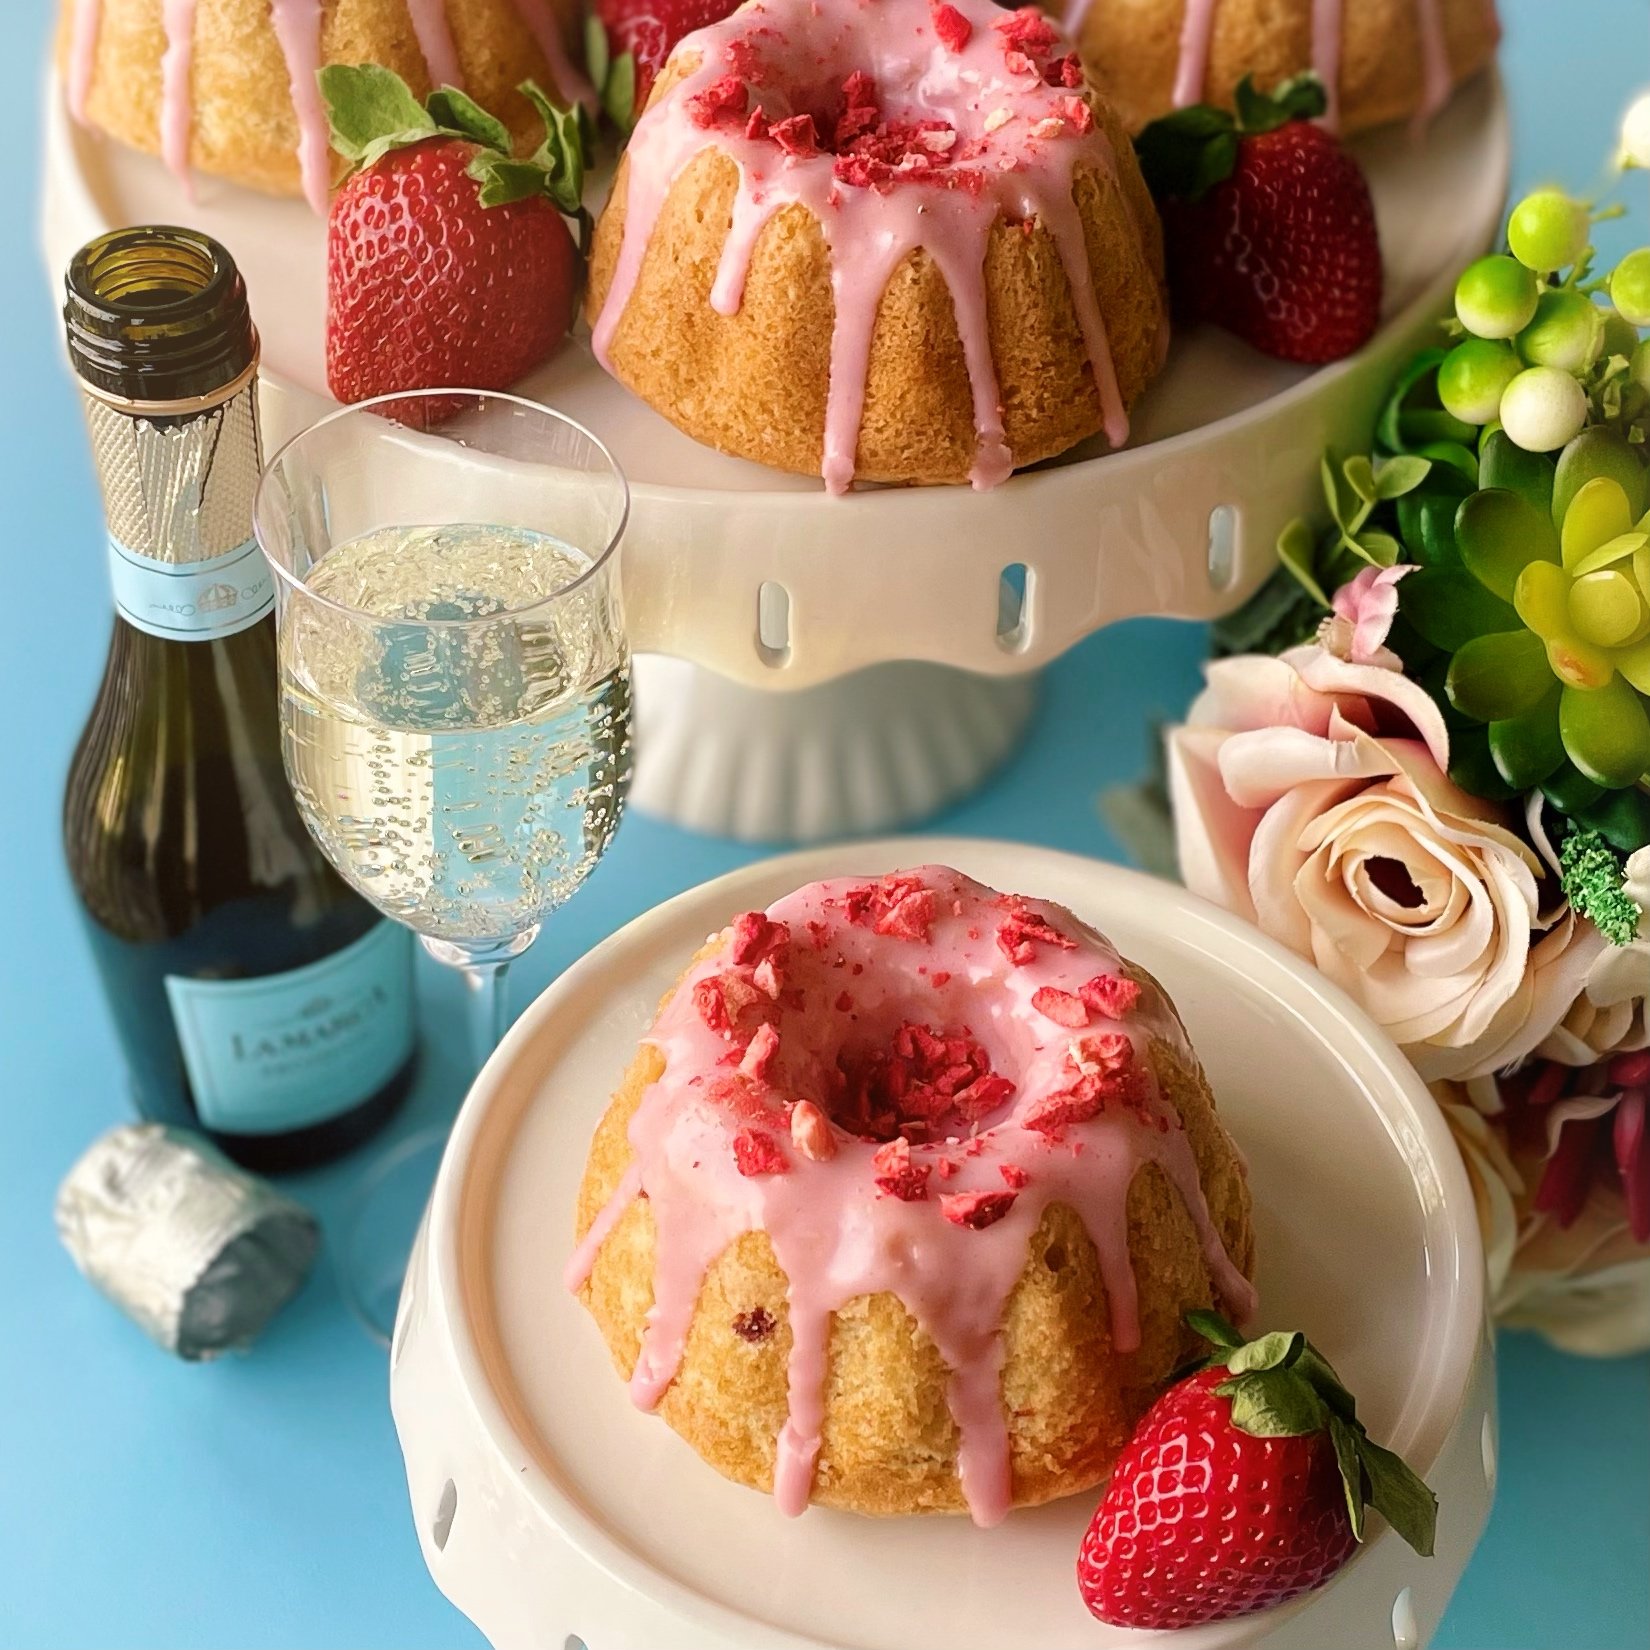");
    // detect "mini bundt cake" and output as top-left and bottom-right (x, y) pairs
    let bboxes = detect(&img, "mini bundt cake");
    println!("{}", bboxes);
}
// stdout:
(1056, 0), (1500, 135)
(585, 0), (1169, 491)
(57, 0), (588, 211)
(568, 867), (1256, 1524)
